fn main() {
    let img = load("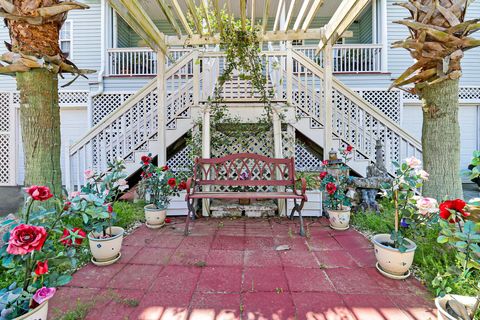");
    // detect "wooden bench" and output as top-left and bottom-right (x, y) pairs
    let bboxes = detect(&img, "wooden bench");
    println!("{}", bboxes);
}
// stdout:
(184, 153), (308, 236)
